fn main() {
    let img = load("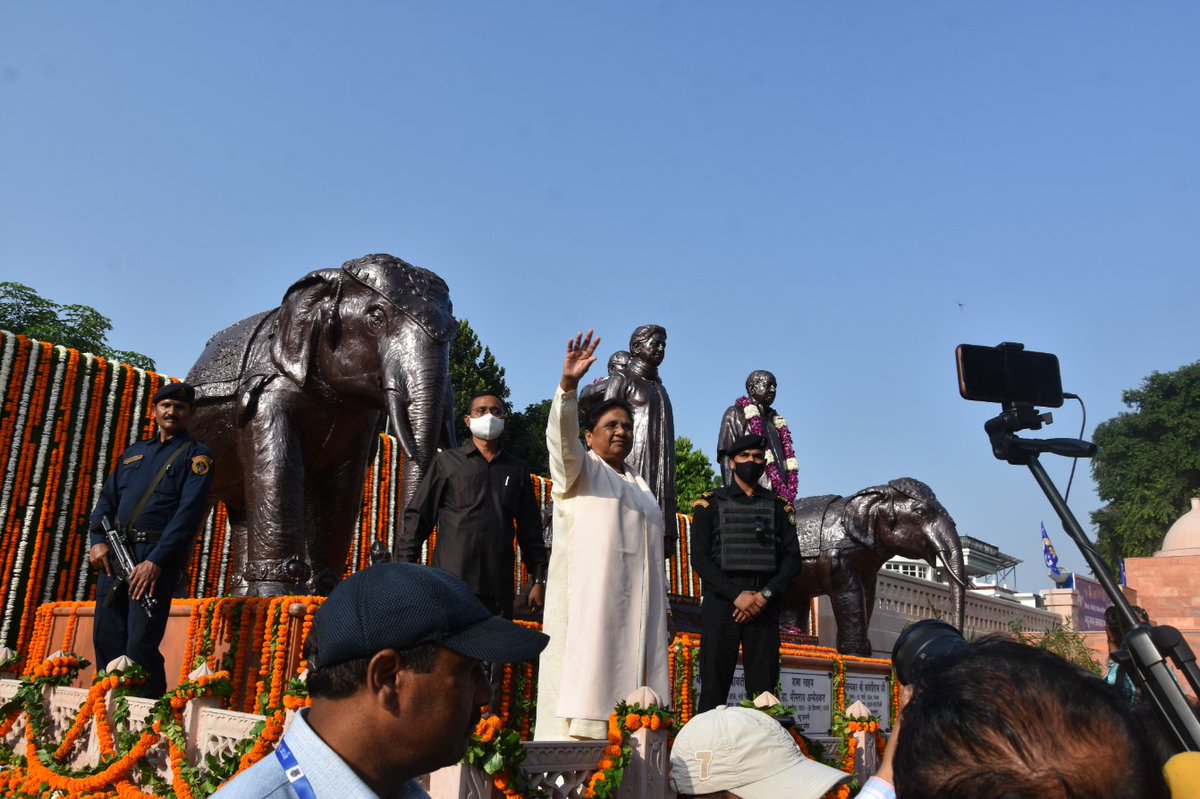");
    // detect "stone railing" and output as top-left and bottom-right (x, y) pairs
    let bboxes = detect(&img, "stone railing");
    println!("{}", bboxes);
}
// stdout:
(431, 687), (671, 799)
(0, 678), (272, 783)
